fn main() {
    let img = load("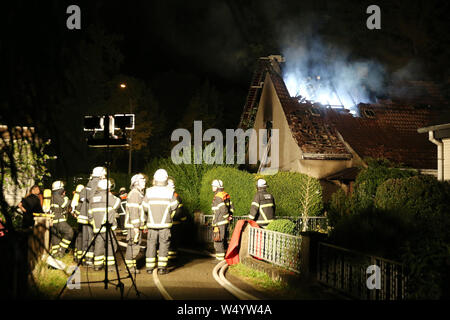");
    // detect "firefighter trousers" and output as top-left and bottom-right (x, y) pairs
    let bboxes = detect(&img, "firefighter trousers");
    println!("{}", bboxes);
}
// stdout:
(213, 224), (228, 261)
(93, 231), (117, 268)
(50, 221), (74, 257)
(75, 224), (94, 264)
(146, 228), (170, 270)
(125, 228), (141, 269)
(168, 224), (181, 260)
